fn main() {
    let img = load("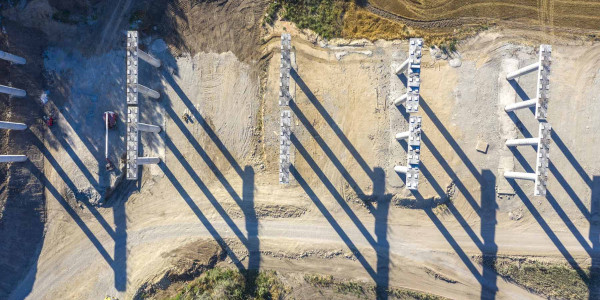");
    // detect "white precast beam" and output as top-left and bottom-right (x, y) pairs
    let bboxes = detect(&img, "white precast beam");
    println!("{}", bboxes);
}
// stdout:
(506, 137), (539, 147)
(0, 121), (27, 130)
(138, 50), (161, 68)
(105, 113), (109, 159)
(393, 93), (407, 106)
(504, 171), (537, 181)
(504, 99), (536, 112)
(506, 62), (540, 80)
(395, 131), (410, 140)
(137, 157), (161, 165)
(0, 84), (26, 97)
(138, 122), (161, 133)
(394, 165), (408, 174)
(0, 155), (27, 162)
(0, 50), (26, 64)
(136, 83), (160, 99)
(394, 58), (409, 75)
